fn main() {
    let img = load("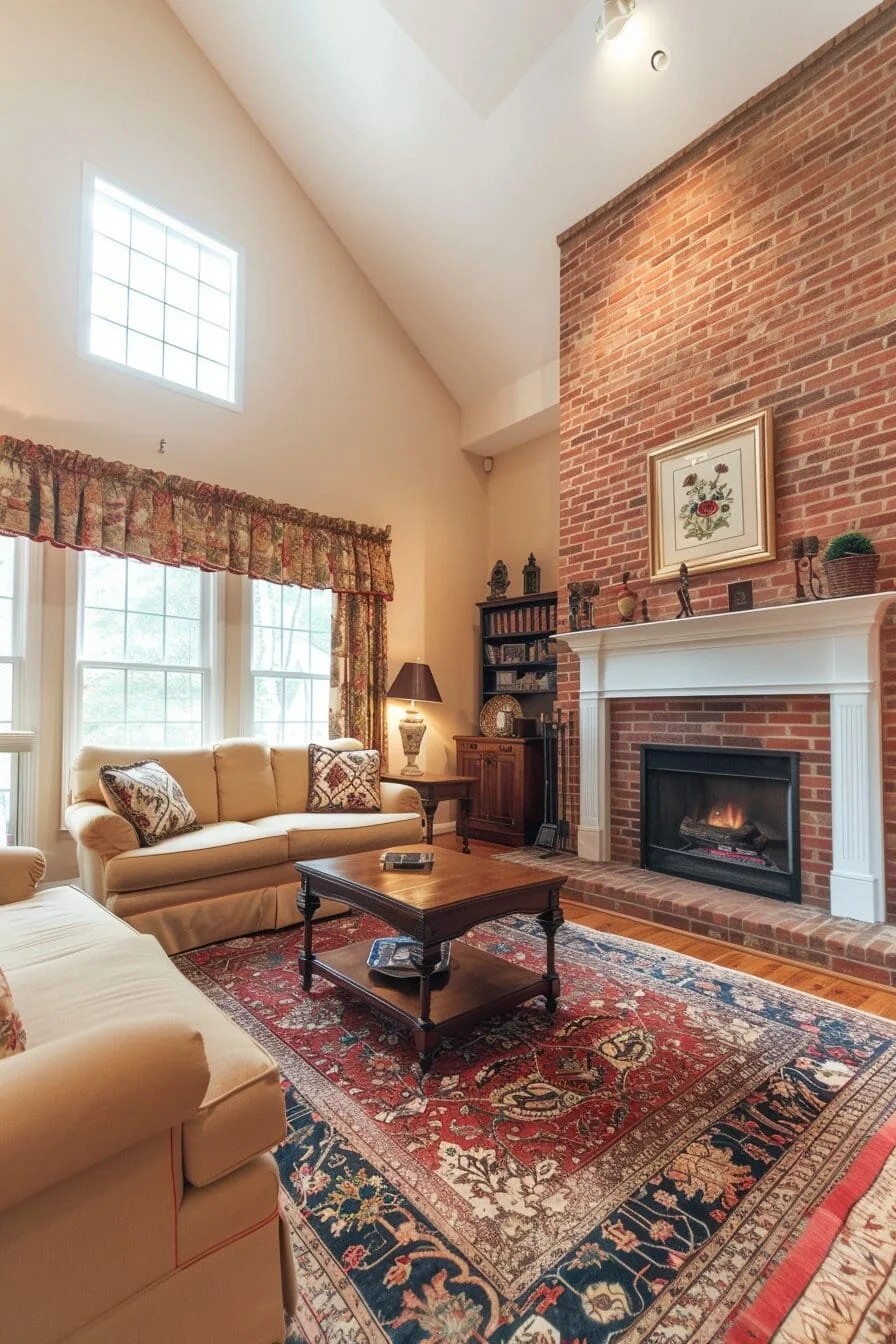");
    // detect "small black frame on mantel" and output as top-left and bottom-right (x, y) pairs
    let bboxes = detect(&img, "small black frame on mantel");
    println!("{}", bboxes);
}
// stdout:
(728, 580), (754, 612)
